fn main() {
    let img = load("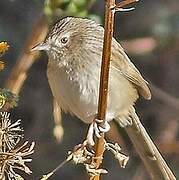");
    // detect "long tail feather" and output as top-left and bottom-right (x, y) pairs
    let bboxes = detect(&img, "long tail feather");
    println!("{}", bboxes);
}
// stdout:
(116, 107), (176, 180)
